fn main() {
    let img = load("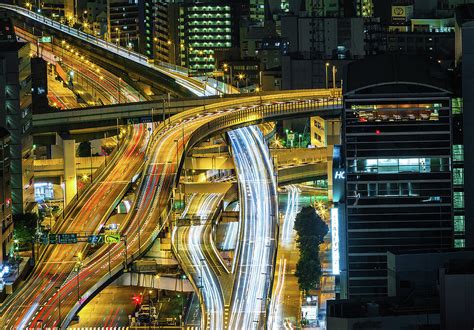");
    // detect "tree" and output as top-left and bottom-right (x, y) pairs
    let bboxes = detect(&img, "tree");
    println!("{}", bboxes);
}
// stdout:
(295, 254), (322, 294)
(13, 213), (38, 250)
(294, 206), (328, 245)
(293, 206), (329, 293)
(77, 141), (91, 157)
